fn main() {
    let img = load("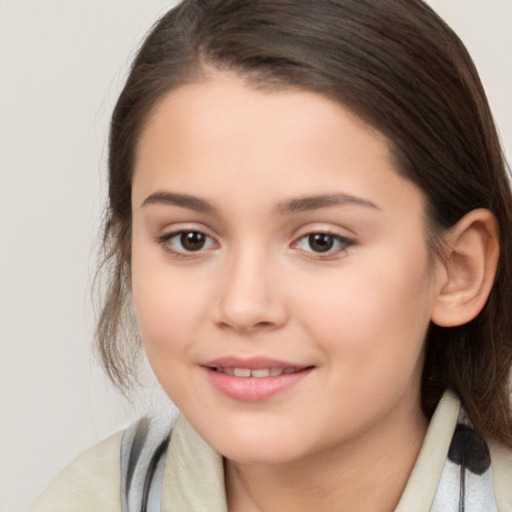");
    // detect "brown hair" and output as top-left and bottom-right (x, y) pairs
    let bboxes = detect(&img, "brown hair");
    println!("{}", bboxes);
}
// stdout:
(96, 0), (512, 445)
